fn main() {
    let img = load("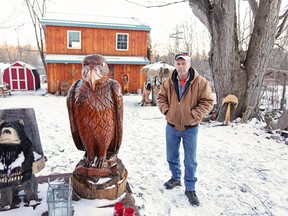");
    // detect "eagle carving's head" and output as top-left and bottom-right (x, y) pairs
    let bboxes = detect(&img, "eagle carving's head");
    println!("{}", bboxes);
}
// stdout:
(82, 54), (109, 90)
